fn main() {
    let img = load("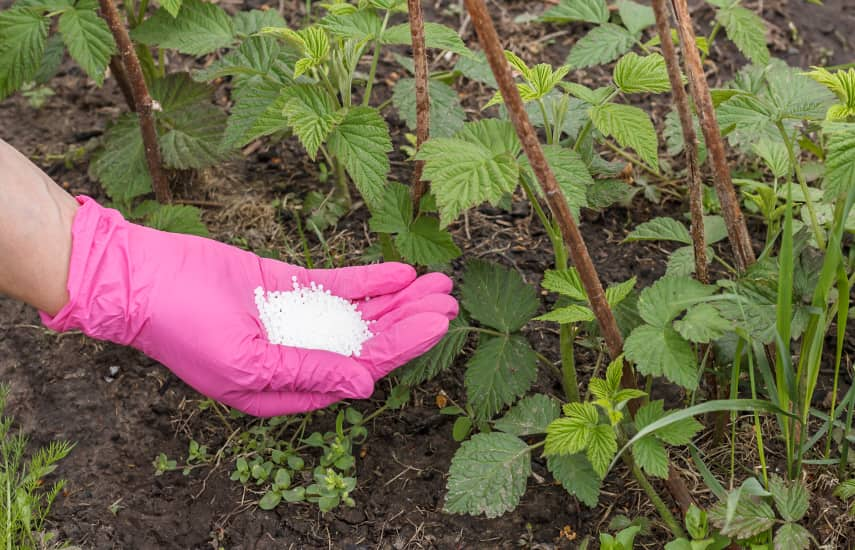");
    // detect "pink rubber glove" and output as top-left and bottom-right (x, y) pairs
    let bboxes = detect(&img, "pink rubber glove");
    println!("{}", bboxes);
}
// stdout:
(40, 197), (457, 417)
